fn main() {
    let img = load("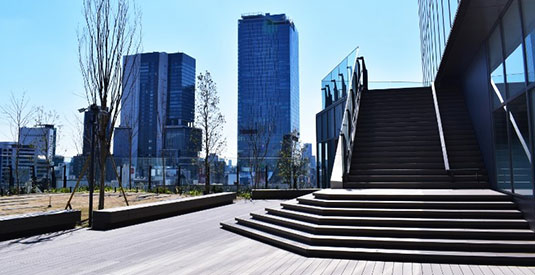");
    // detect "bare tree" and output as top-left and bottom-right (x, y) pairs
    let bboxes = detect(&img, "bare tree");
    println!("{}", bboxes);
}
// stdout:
(0, 92), (36, 193)
(66, 112), (86, 156)
(194, 71), (226, 194)
(156, 78), (167, 191)
(240, 107), (274, 189)
(277, 130), (308, 189)
(78, 0), (141, 209)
